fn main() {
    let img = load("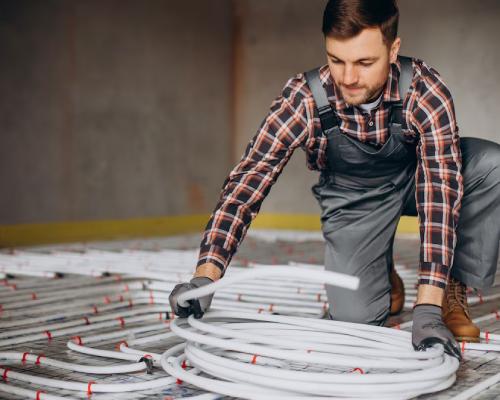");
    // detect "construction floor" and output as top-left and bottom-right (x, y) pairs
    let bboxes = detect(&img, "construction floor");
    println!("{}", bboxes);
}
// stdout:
(0, 230), (499, 399)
